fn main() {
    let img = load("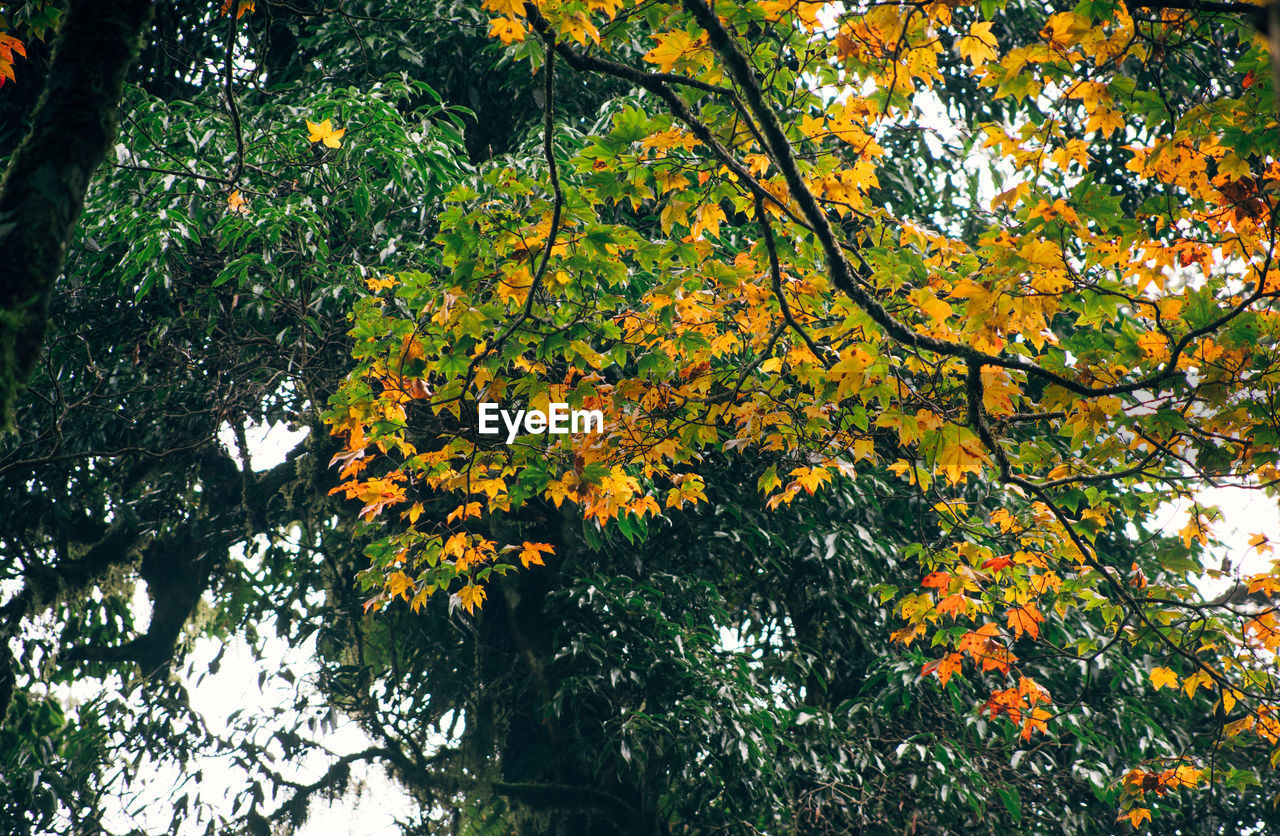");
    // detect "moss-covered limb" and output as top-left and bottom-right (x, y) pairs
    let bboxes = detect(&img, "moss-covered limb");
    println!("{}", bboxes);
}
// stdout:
(0, 0), (154, 431)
